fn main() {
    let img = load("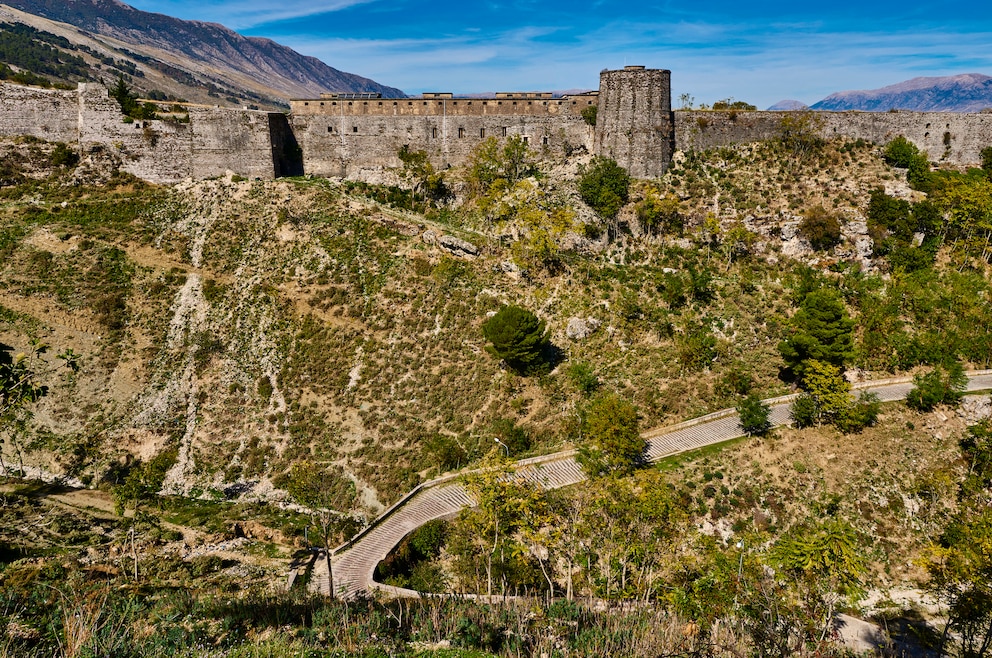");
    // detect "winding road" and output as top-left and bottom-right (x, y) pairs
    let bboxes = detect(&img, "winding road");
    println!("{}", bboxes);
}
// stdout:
(305, 371), (992, 599)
